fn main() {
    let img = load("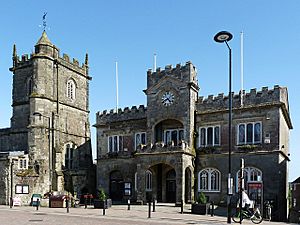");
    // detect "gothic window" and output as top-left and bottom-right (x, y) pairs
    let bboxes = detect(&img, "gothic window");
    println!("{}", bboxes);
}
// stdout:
(145, 170), (152, 191)
(65, 143), (76, 169)
(199, 126), (221, 147)
(198, 168), (221, 192)
(238, 122), (262, 145)
(66, 79), (76, 100)
(236, 167), (262, 191)
(108, 135), (123, 152)
(135, 132), (146, 150)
